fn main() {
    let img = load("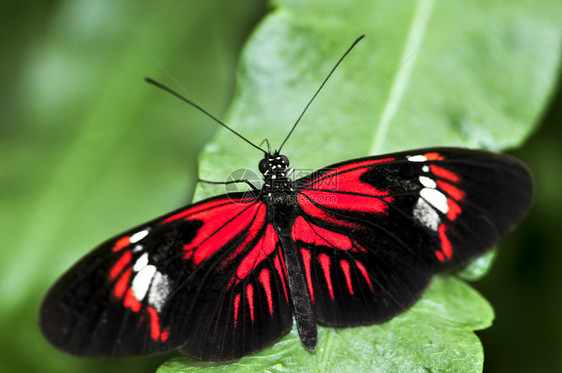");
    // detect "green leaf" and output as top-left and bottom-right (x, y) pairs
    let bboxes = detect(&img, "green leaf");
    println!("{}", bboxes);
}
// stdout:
(168, 0), (561, 372)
